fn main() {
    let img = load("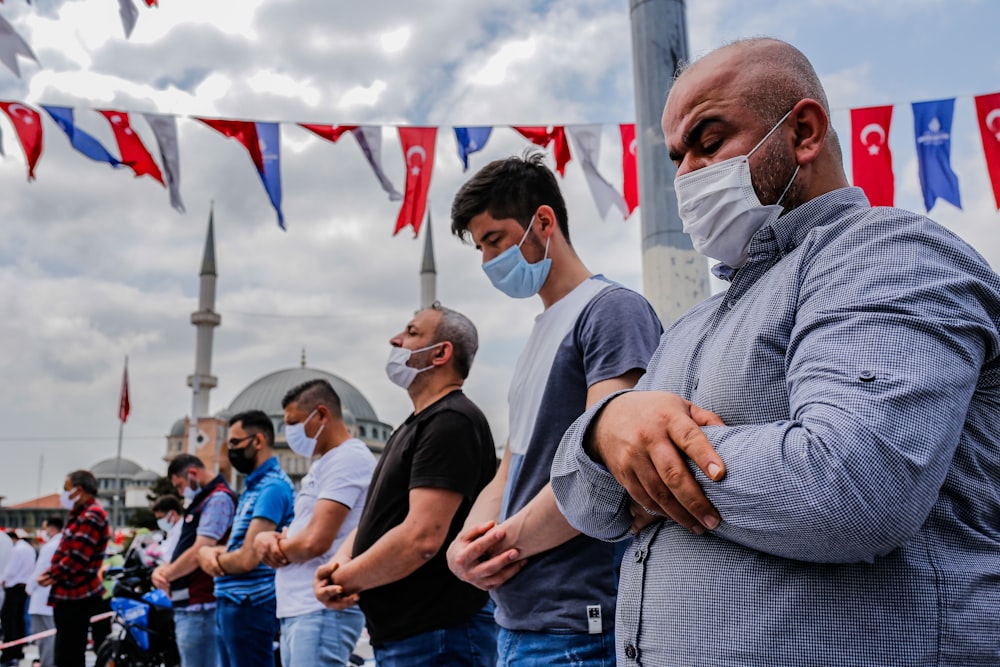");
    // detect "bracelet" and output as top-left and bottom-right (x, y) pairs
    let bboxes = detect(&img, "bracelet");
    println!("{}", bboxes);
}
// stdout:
(215, 552), (227, 575)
